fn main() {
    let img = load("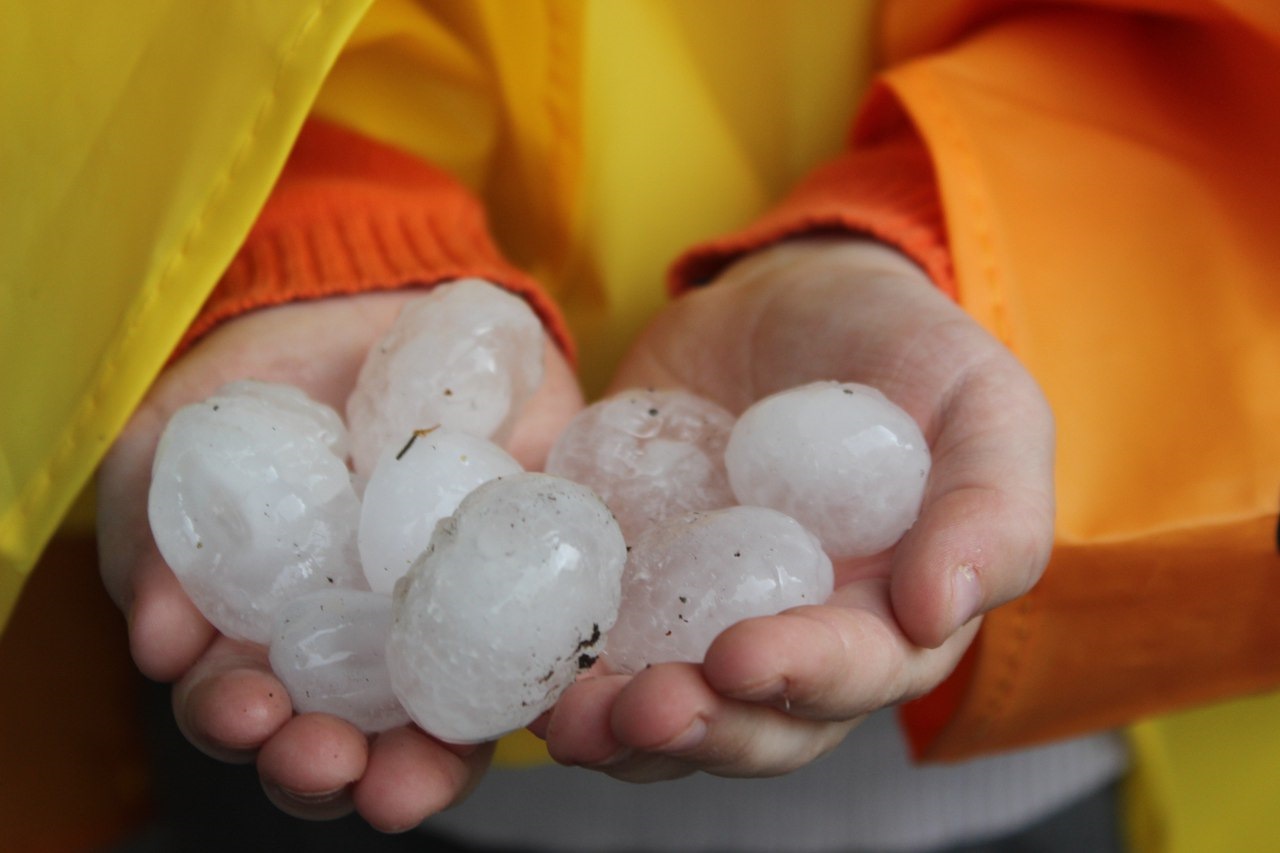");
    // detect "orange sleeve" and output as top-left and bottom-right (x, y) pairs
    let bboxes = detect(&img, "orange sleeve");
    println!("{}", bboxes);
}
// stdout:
(883, 2), (1280, 763)
(667, 119), (954, 300)
(179, 118), (574, 362)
